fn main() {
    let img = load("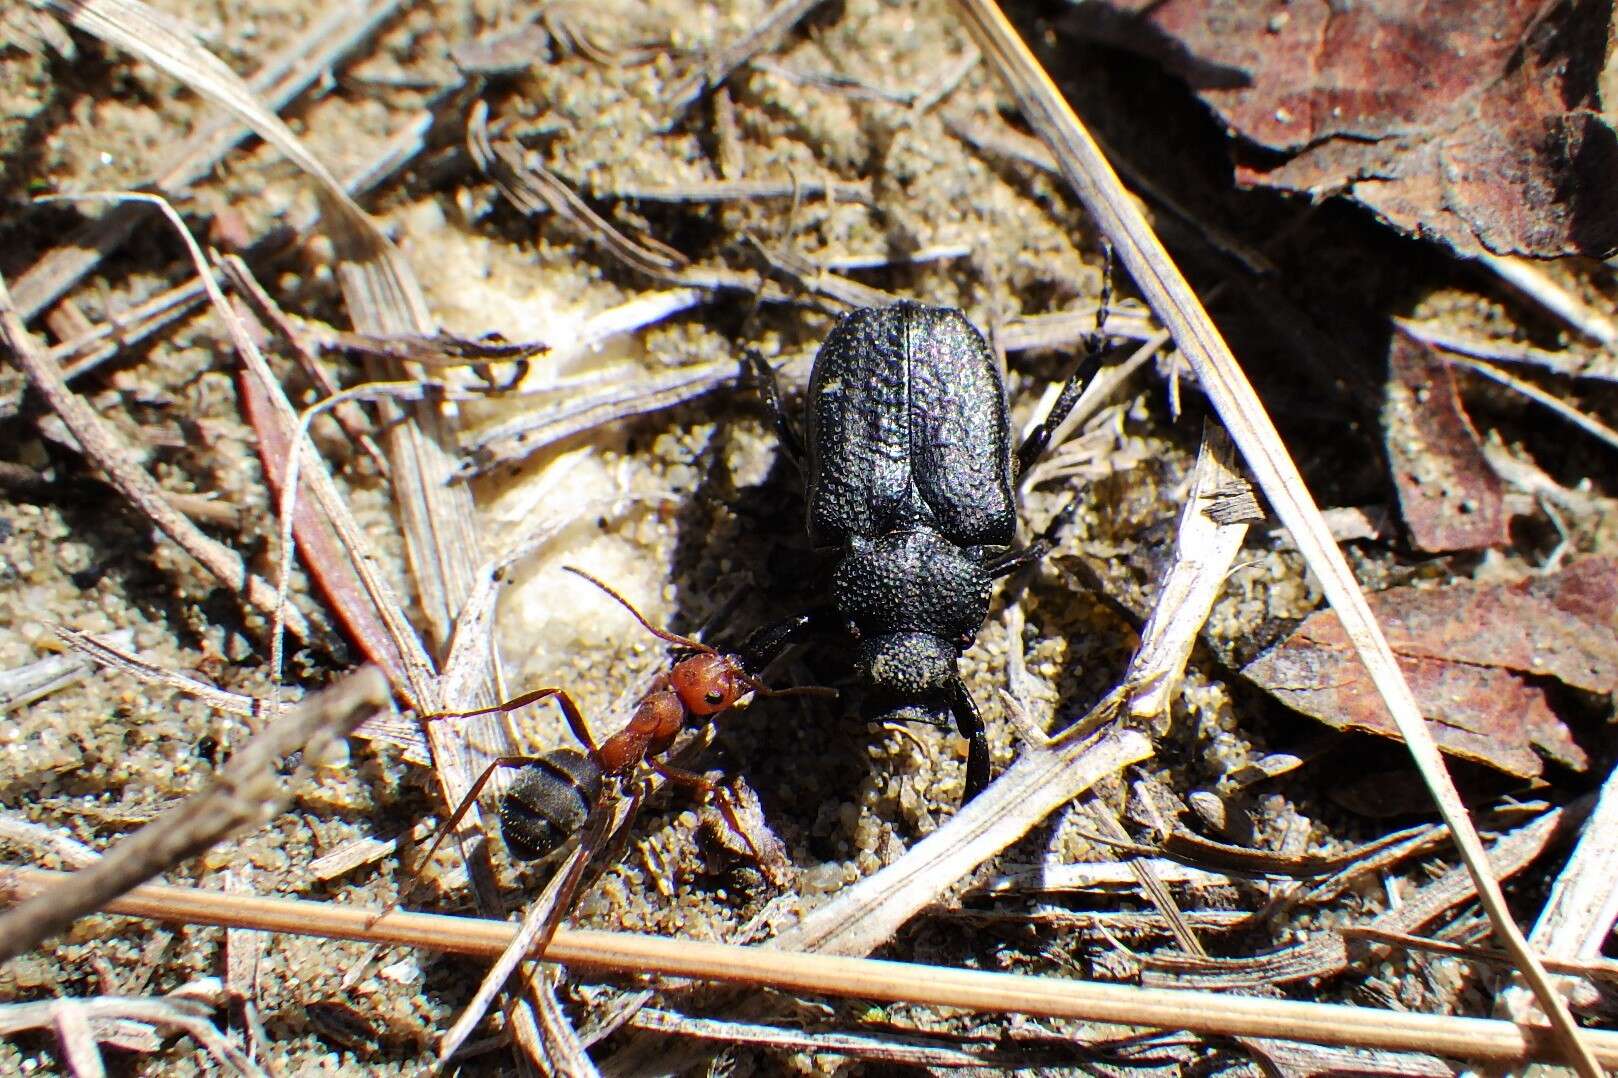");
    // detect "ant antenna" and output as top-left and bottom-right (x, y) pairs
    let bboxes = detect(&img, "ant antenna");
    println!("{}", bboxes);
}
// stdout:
(562, 566), (717, 655)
